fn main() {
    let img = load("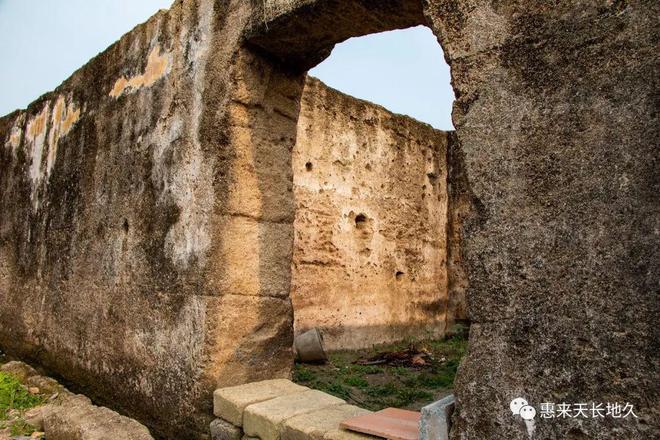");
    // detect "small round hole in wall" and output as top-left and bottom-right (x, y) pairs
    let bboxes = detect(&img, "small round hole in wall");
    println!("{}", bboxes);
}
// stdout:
(122, 219), (129, 233)
(305, 162), (313, 171)
(355, 213), (368, 229)
(395, 271), (405, 281)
